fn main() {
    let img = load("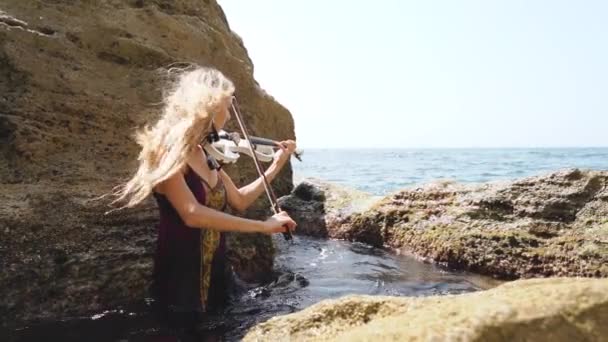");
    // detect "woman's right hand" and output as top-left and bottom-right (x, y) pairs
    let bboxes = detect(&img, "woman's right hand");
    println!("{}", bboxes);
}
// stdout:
(262, 211), (297, 234)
